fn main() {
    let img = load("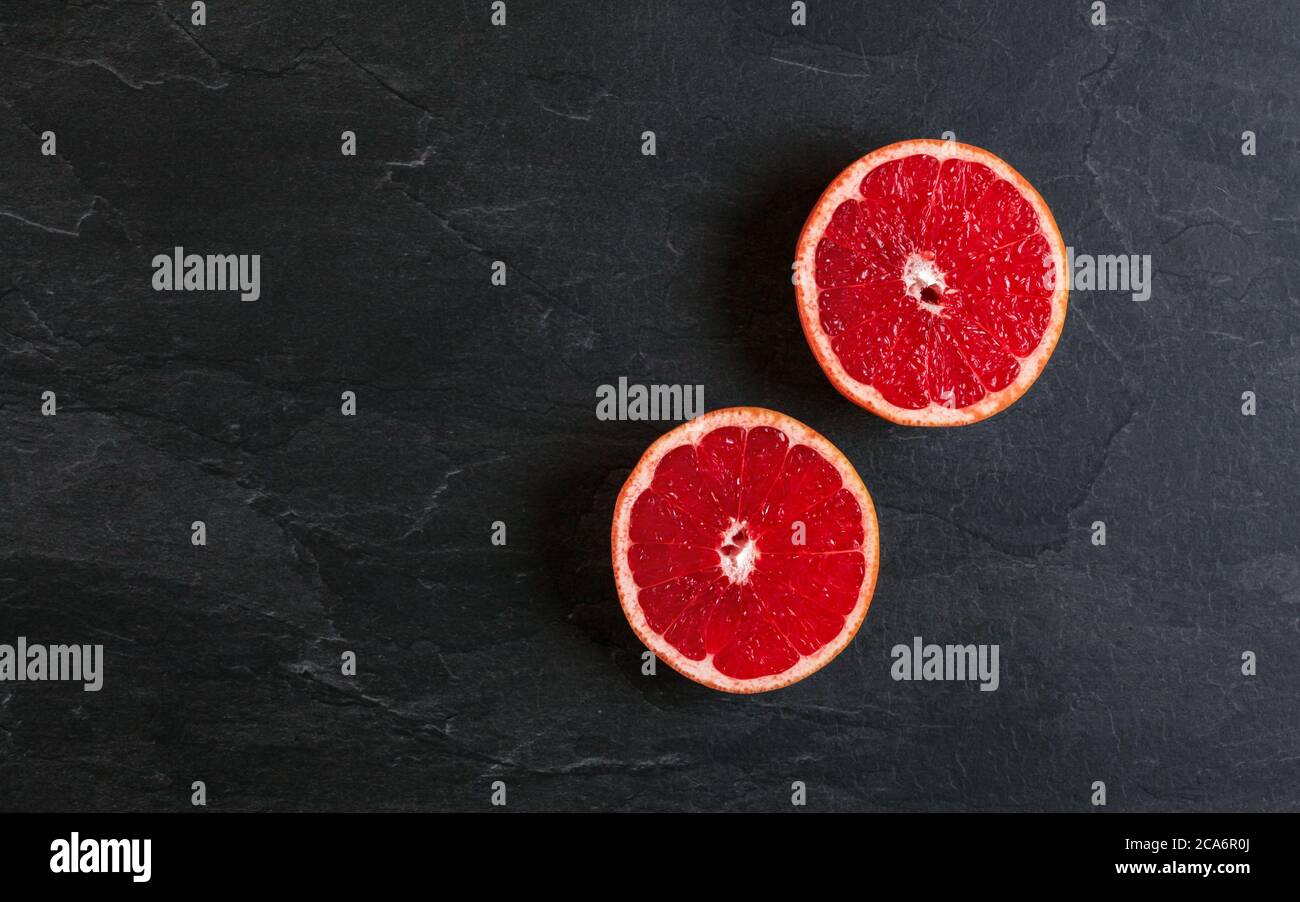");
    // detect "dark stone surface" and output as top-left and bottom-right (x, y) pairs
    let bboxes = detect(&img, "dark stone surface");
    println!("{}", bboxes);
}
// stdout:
(0, 0), (1295, 811)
